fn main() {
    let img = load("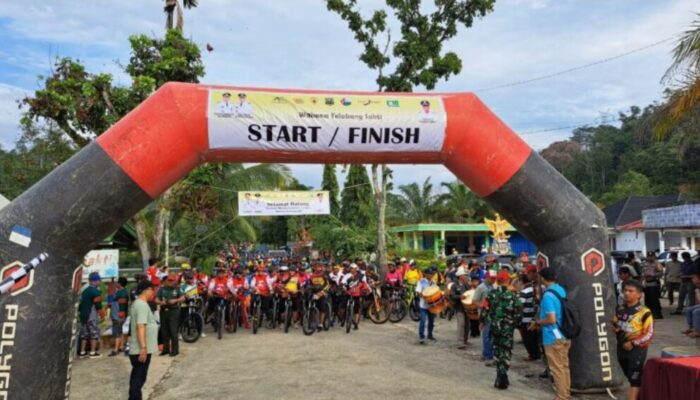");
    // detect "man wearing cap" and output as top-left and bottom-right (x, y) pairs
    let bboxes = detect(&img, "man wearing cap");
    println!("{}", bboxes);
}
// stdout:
(449, 269), (471, 349)
(156, 273), (184, 357)
(79, 272), (105, 358)
(129, 281), (159, 400)
(482, 271), (522, 390)
(418, 99), (436, 122)
(235, 92), (253, 117)
(416, 267), (438, 344)
(475, 271), (497, 363)
(215, 92), (235, 115)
